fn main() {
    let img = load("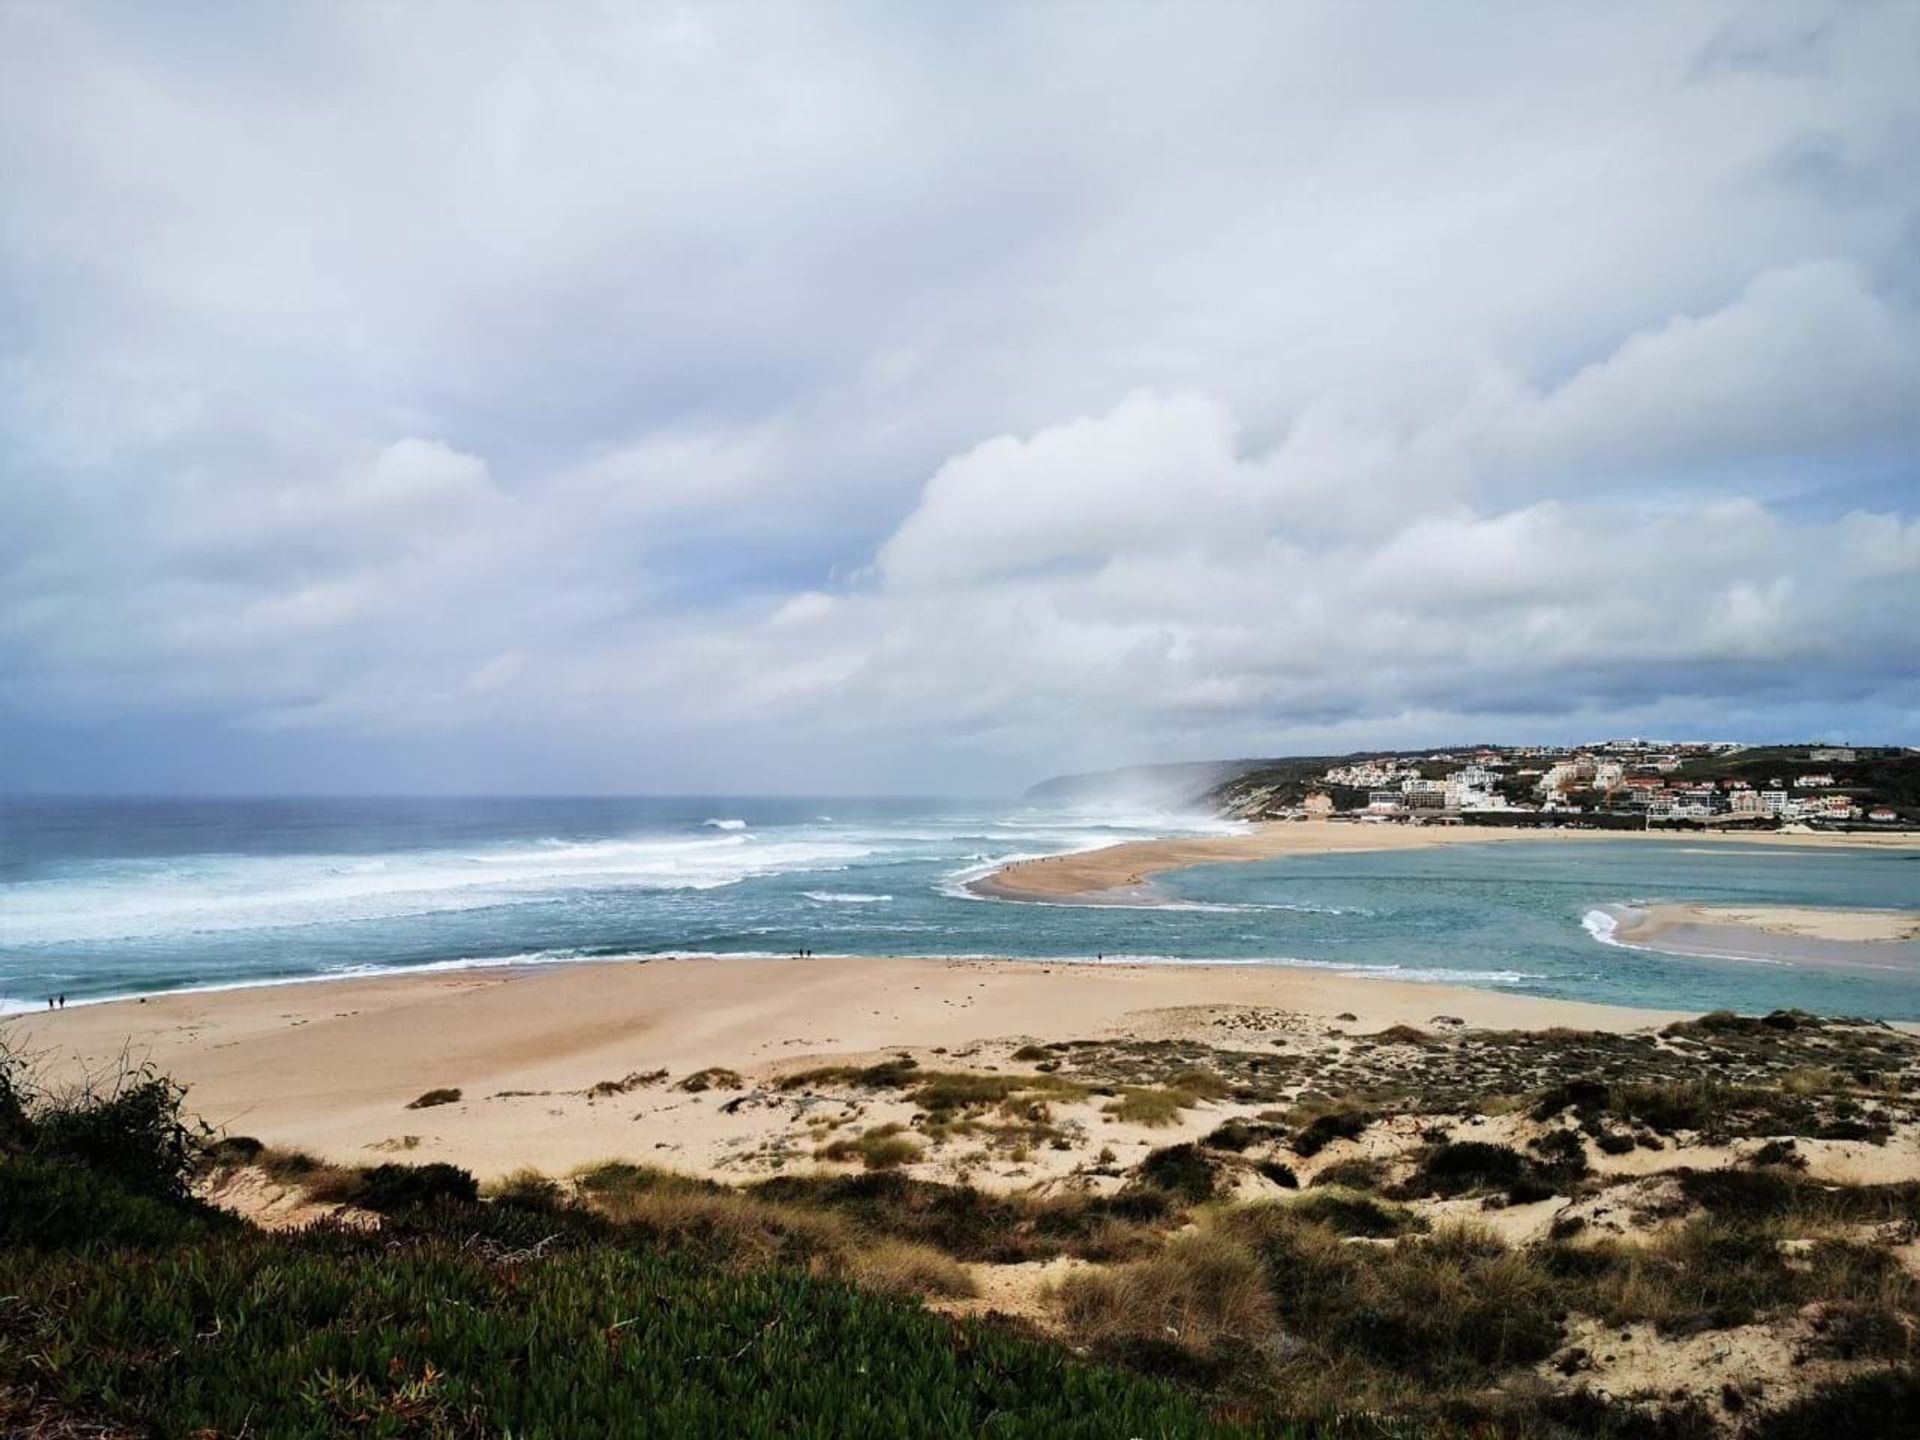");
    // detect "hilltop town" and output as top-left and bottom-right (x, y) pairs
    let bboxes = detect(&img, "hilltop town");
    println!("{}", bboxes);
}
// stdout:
(1207, 741), (1919, 830)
